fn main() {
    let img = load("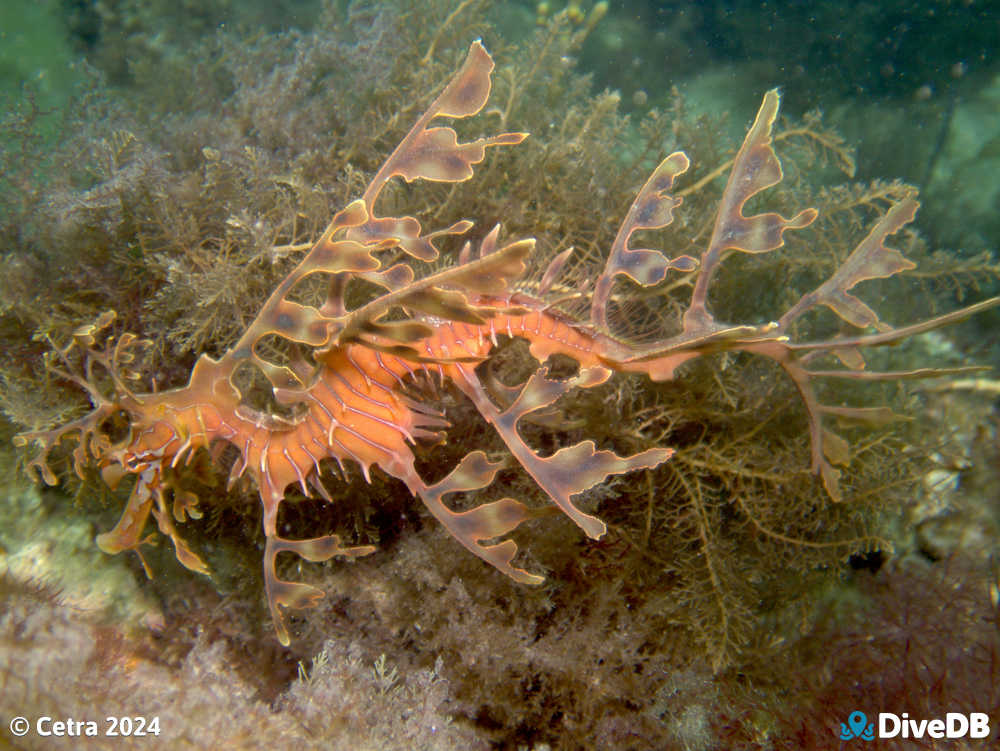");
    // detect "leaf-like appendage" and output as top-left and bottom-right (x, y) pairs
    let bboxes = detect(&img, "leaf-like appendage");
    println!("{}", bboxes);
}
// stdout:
(14, 312), (150, 486)
(216, 40), (528, 399)
(347, 216), (473, 262)
(455, 366), (672, 539)
(305, 237), (383, 275)
(388, 127), (525, 184)
(434, 40), (494, 118)
(351, 40), (527, 263)
(415, 451), (541, 585)
(151, 504), (209, 575)
(685, 89), (818, 332)
(358, 319), (435, 343)
(338, 237), (534, 347)
(362, 40), (527, 204)
(404, 288), (488, 324)
(268, 299), (334, 347)
(592, 152), (697, 330)
(264, 533), (377, 646)
(95, 475), (156, 559)
(780, 197), (918, 333)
